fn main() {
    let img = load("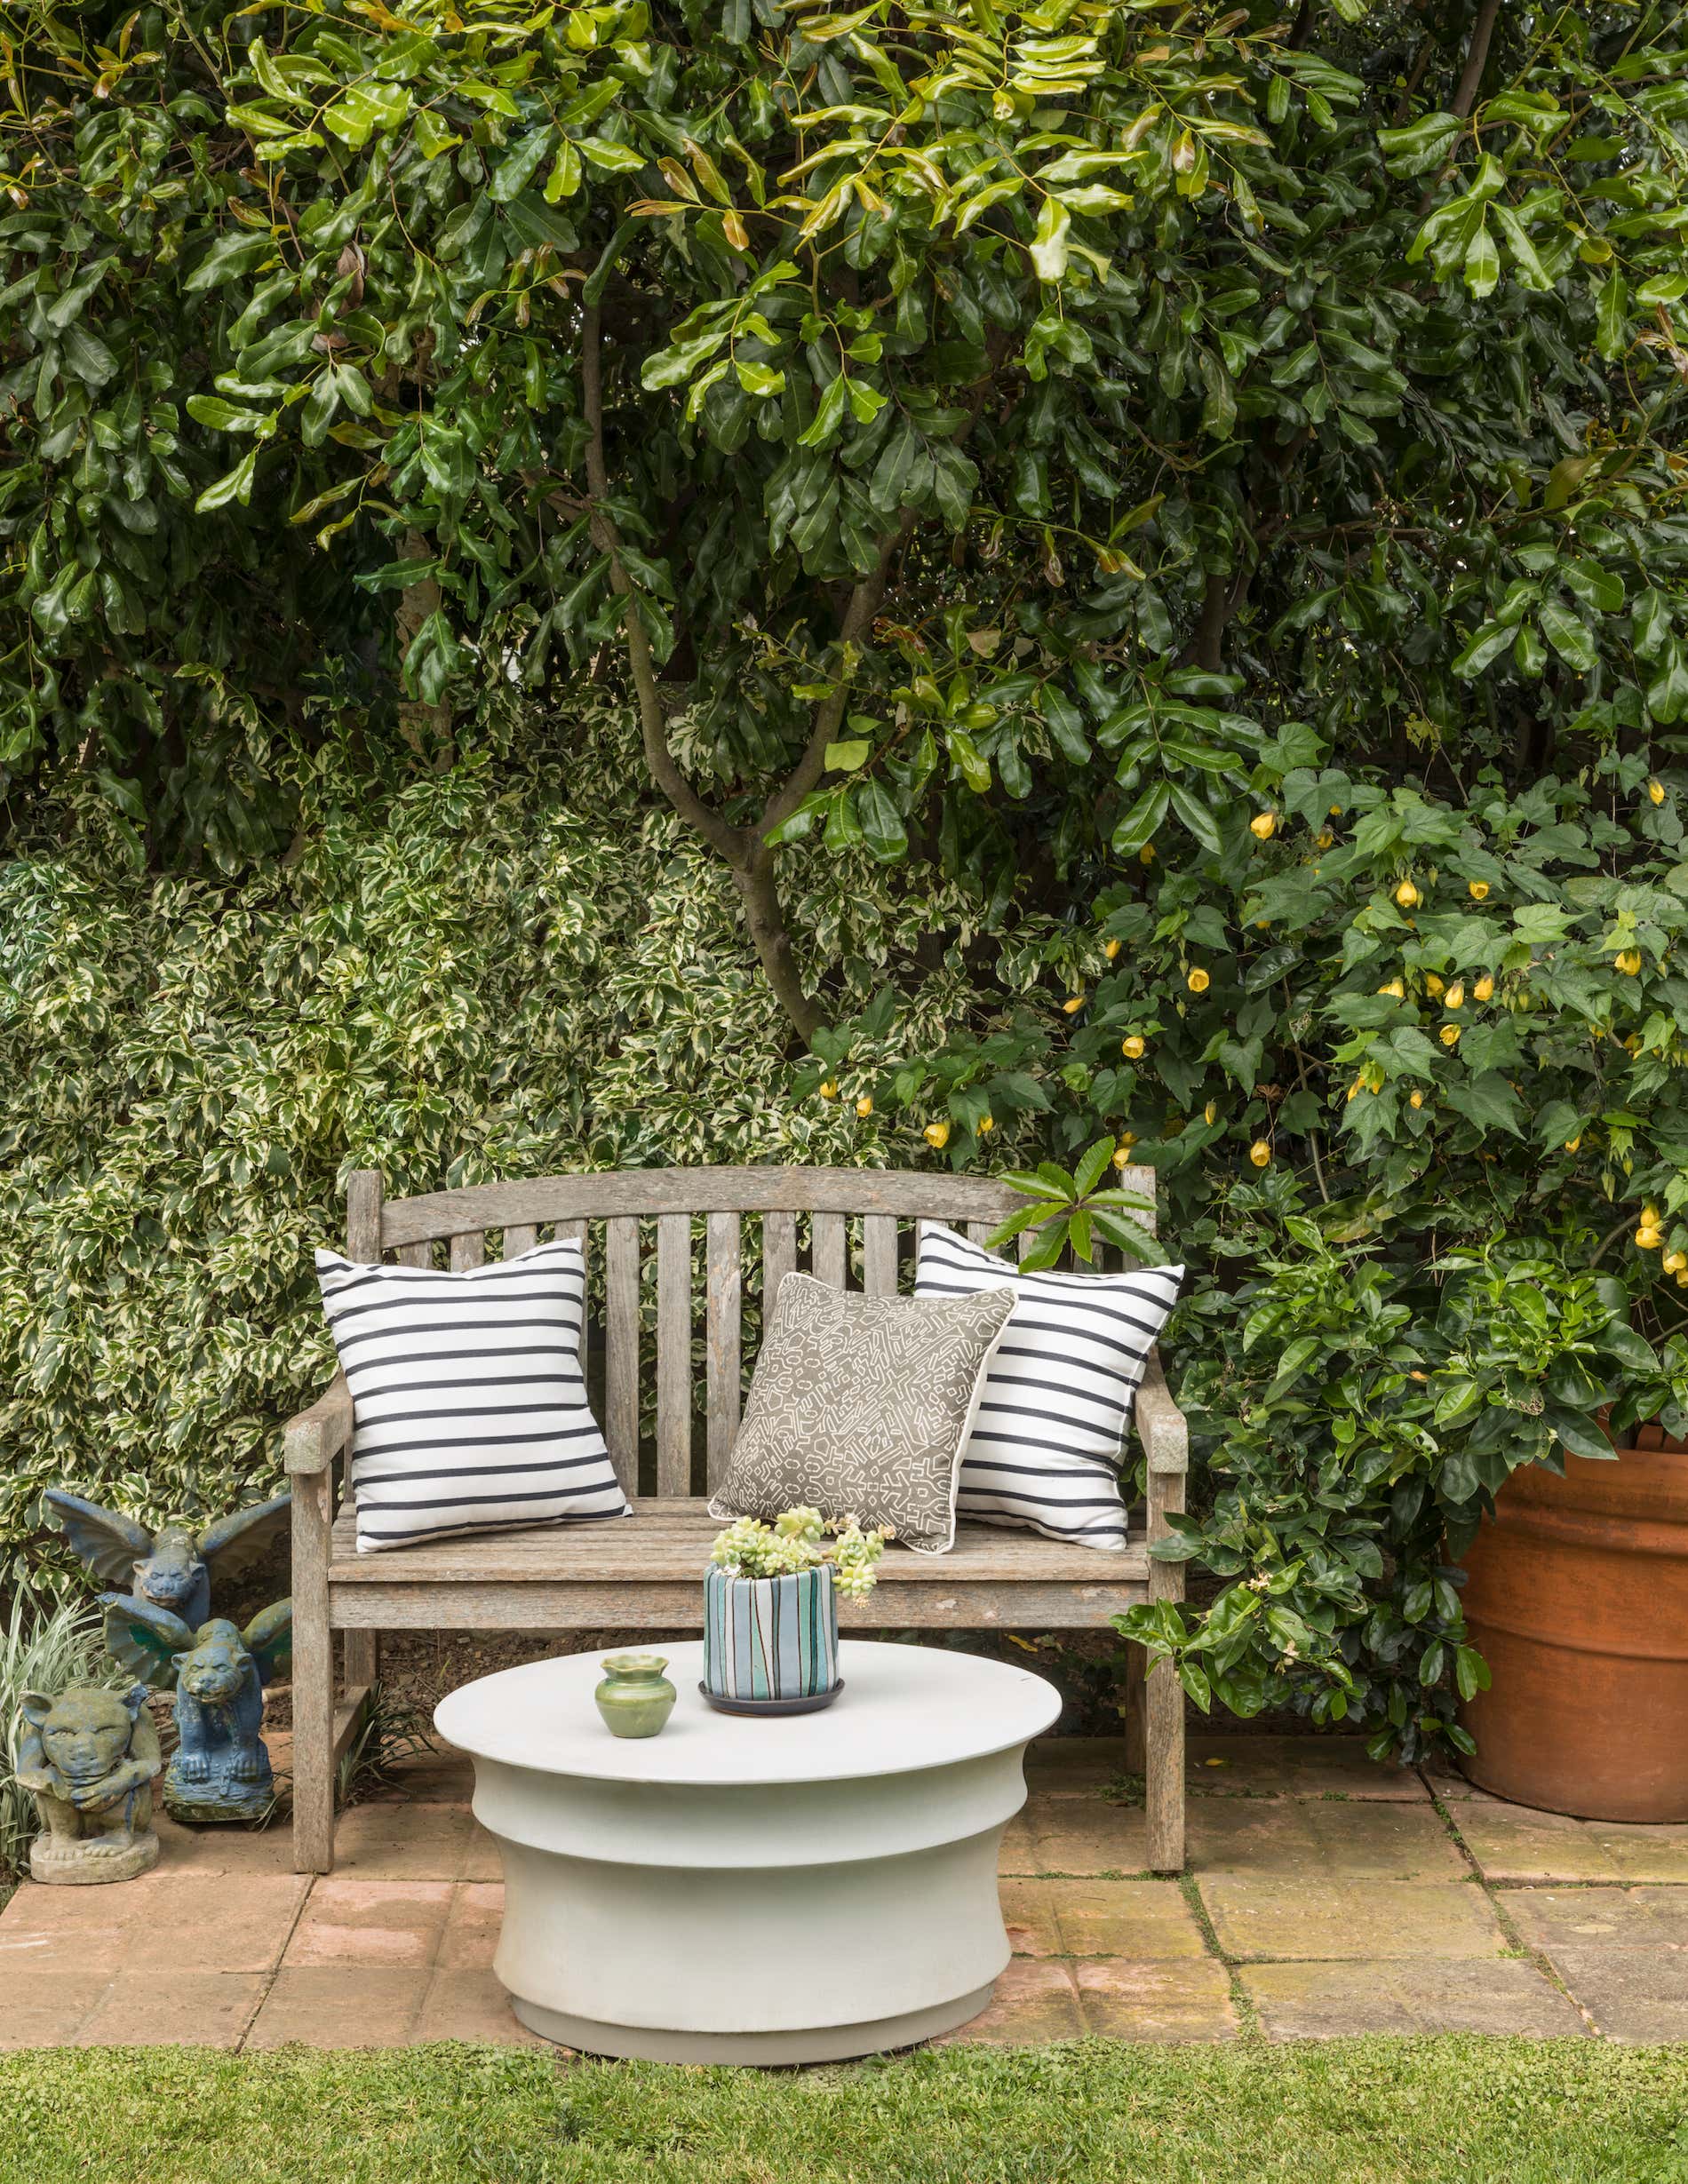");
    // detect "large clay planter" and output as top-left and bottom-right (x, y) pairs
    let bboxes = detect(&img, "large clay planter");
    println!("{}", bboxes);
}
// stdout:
(1458, 1434), (1688, 1822)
